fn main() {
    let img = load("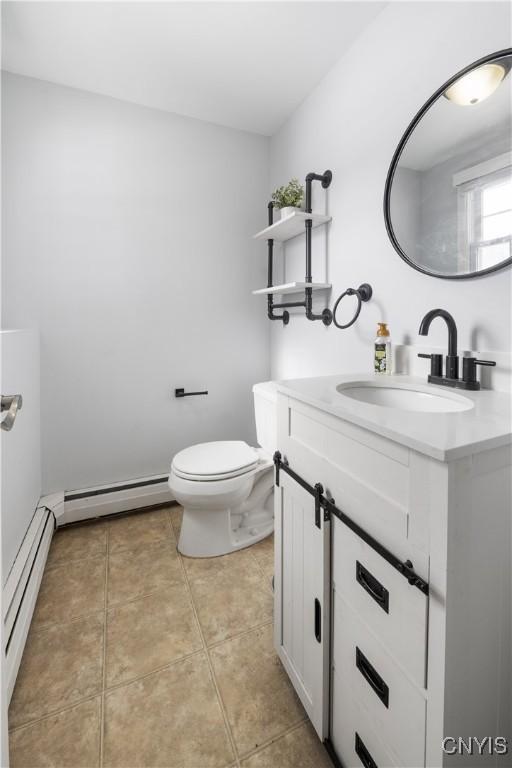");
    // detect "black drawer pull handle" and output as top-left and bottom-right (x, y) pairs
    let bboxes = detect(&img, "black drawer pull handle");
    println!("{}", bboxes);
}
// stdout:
(314, 598), (321, 643)
(355, 733), (378, 768)
(356, 561), (389, 614)
(356, 647), (389, 708)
